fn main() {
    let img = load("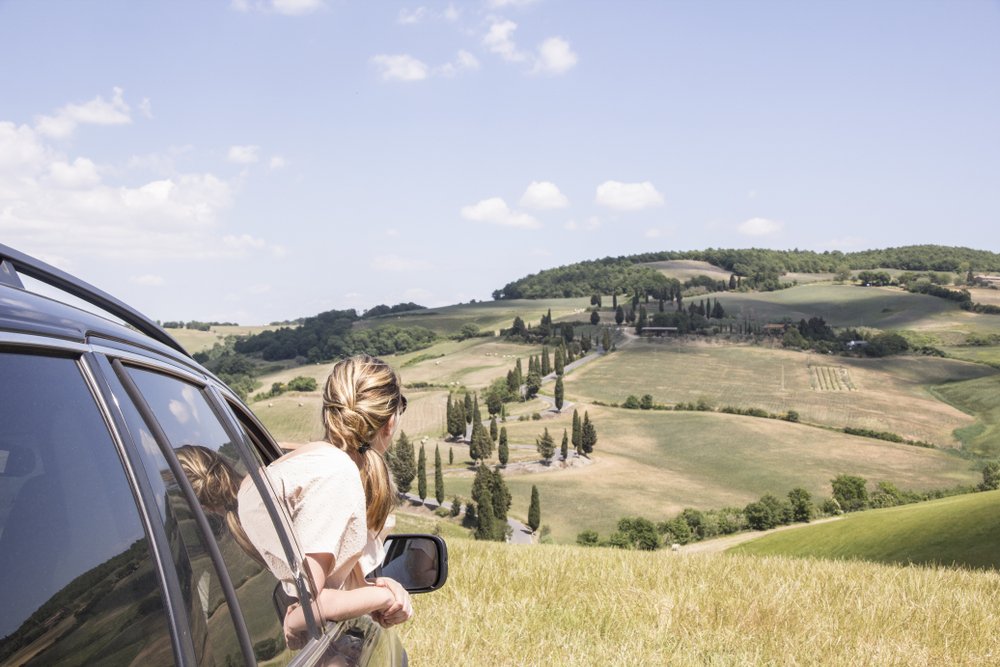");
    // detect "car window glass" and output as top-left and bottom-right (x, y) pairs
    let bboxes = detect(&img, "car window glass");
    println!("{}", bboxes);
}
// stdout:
(0, 351), (172, 666)
(123, 365), (297, 665)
